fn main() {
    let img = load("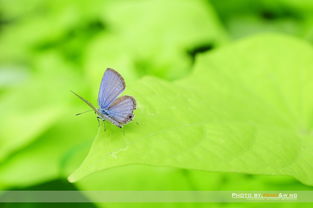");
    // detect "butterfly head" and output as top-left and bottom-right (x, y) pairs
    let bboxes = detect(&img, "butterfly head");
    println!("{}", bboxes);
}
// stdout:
(99, 108), (109, 116)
